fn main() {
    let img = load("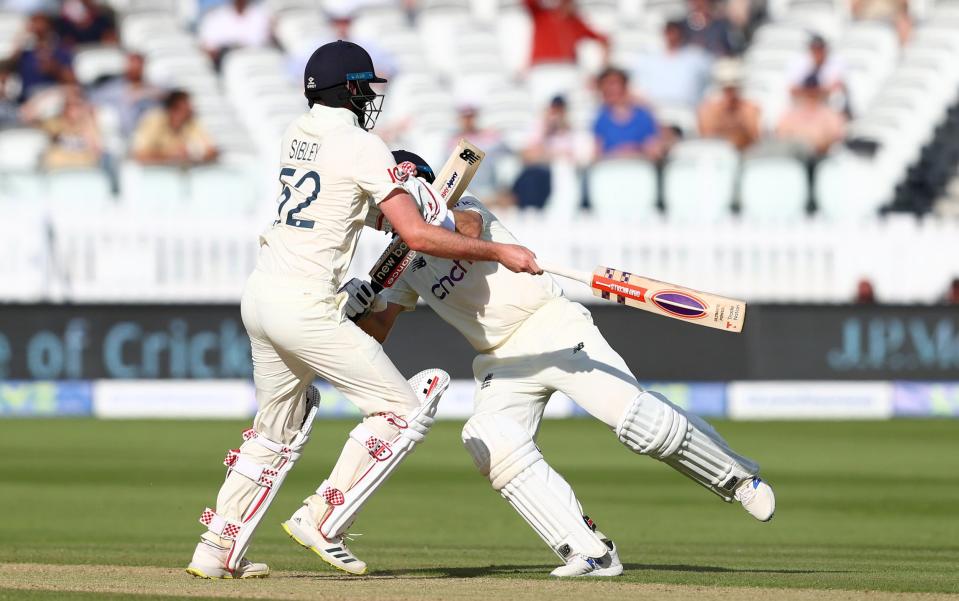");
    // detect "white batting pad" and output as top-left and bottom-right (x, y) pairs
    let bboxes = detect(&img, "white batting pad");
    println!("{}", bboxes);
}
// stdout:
(616, 391), (759, 501)
(207, 386), (319, 571)
(462, 412), (607, 561)
(318, 368), (450, 539)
